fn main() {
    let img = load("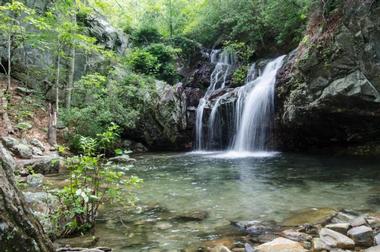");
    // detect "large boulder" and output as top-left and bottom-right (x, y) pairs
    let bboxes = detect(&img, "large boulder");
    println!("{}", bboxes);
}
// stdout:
(276, 1), (380, 154)
(0, 143), (16, 171)
(127, 81), (193, 150)
(0, 162), (54, 251)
